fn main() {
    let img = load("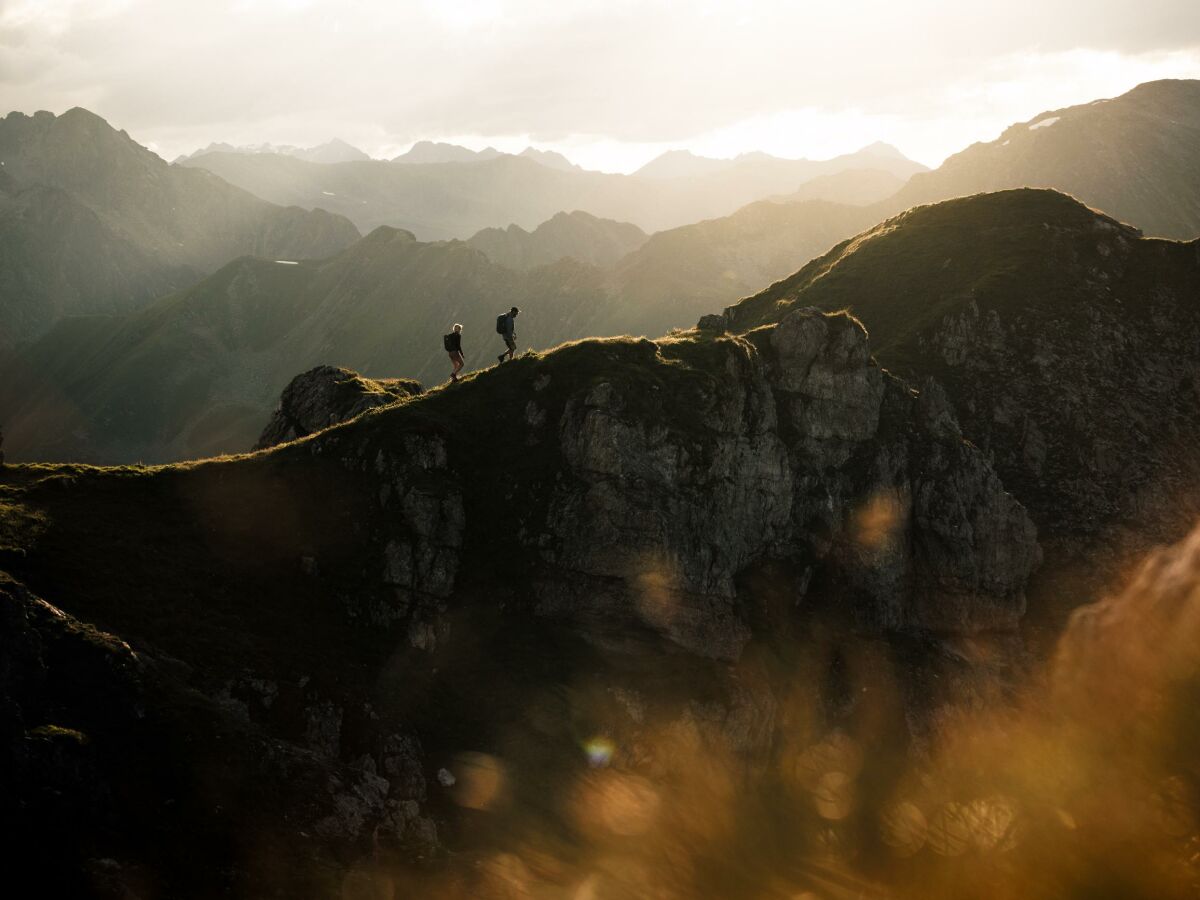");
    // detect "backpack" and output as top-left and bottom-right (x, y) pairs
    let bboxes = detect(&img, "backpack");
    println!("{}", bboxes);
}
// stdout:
(443, 333), (455, 351)
(496, 313), (507, 335)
